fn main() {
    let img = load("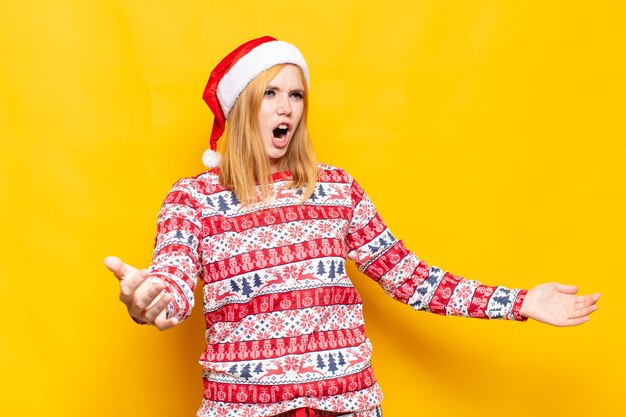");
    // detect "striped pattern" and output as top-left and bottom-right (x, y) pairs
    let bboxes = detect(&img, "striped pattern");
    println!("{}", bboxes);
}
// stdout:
(149, 164), (527, 417)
